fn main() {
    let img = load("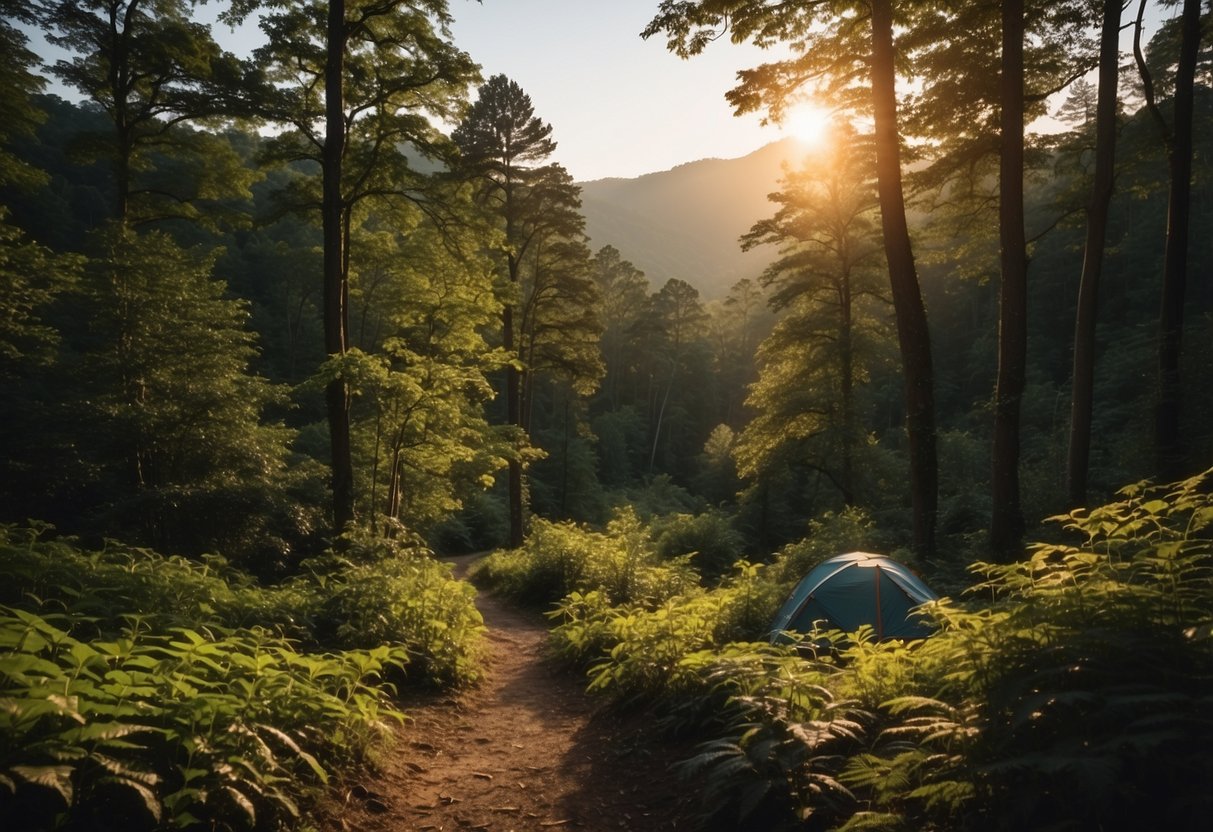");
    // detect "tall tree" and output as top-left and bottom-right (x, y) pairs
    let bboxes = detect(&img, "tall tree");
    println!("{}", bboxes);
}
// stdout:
(869, 0), (938, 557)
(233, 0), (478, 534)
(903, 0), (1095, 554)
(339, 212), (507, 537)
(1134, 0), (1206, 480)
(990, 0), (1030, 555)
(644, 0), (939, 556)
(34, 0), (254, 224)
(1066, 0), (1124, 508)
(0, 8), (84, 517)
(454, 74), (569, 547)
(644, 277), (709, 473)
(66, 226), (300, 562)
(737, 126), (888, 507)
(703, 277), (771, 432)
(589, 244), (650, 411)
(516, 175), (603, 435)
